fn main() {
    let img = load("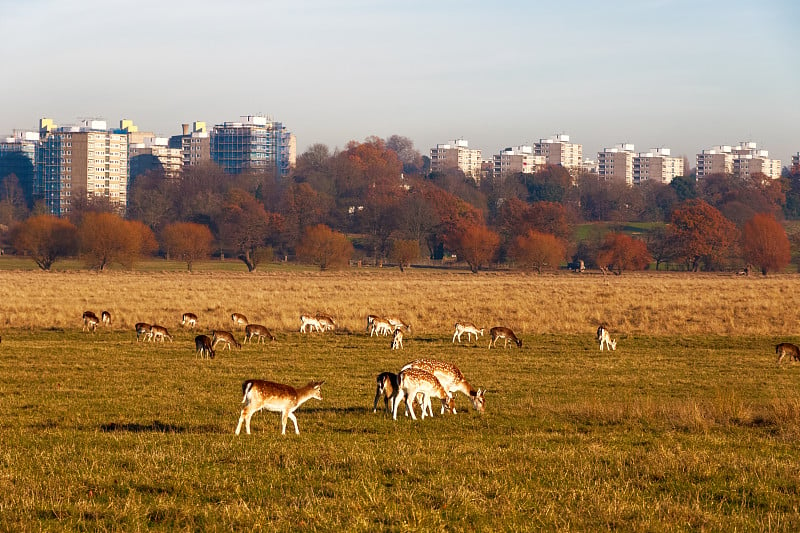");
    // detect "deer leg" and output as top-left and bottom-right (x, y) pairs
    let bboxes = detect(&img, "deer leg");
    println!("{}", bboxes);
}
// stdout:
(288, 412), (300, 434)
